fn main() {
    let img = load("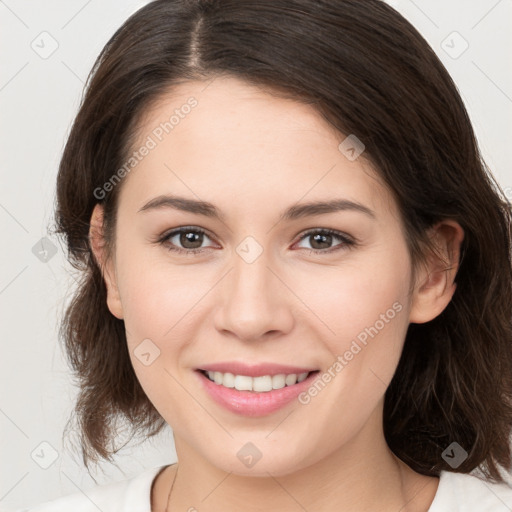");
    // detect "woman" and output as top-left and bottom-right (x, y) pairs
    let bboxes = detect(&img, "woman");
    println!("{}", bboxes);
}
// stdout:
(18, 0), (512, 510)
